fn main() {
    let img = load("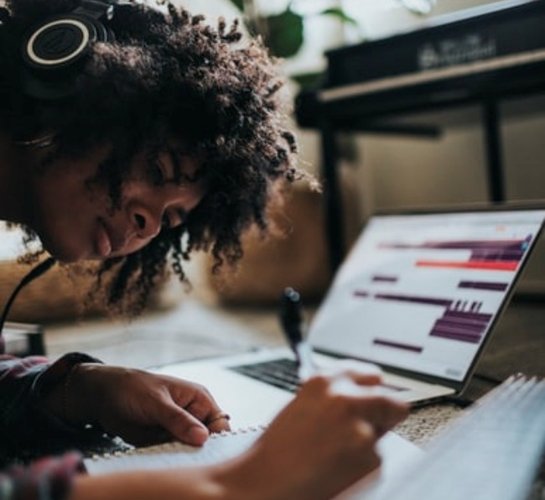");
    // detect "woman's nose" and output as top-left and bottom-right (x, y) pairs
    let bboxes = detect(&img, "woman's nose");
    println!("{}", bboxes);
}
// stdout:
(132, 207), (162, 240)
